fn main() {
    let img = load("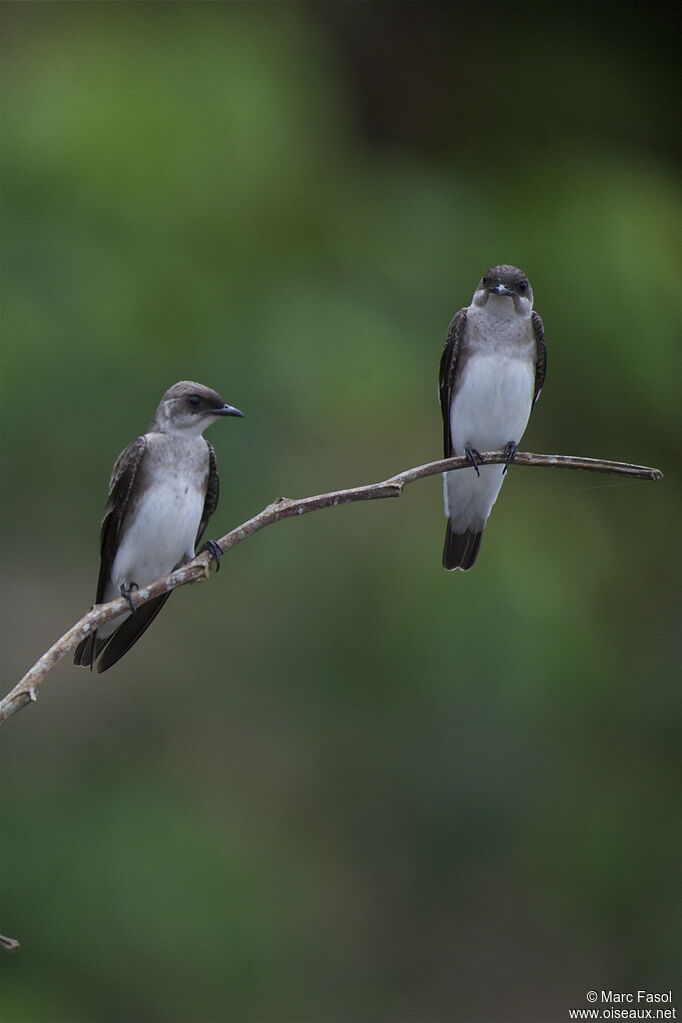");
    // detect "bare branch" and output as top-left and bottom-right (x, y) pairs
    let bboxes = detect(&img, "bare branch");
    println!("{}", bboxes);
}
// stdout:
(0, 451), (662, 724)
(0, 934), (20, 952)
